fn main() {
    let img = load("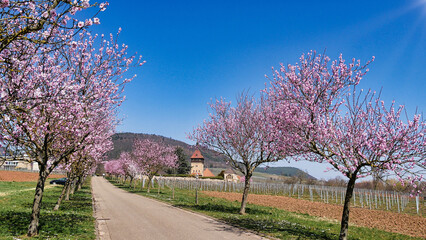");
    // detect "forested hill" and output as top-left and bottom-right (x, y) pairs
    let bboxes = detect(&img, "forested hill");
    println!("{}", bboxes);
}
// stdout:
(107, 132), (228, 168)
(107, 132), (315, 179)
